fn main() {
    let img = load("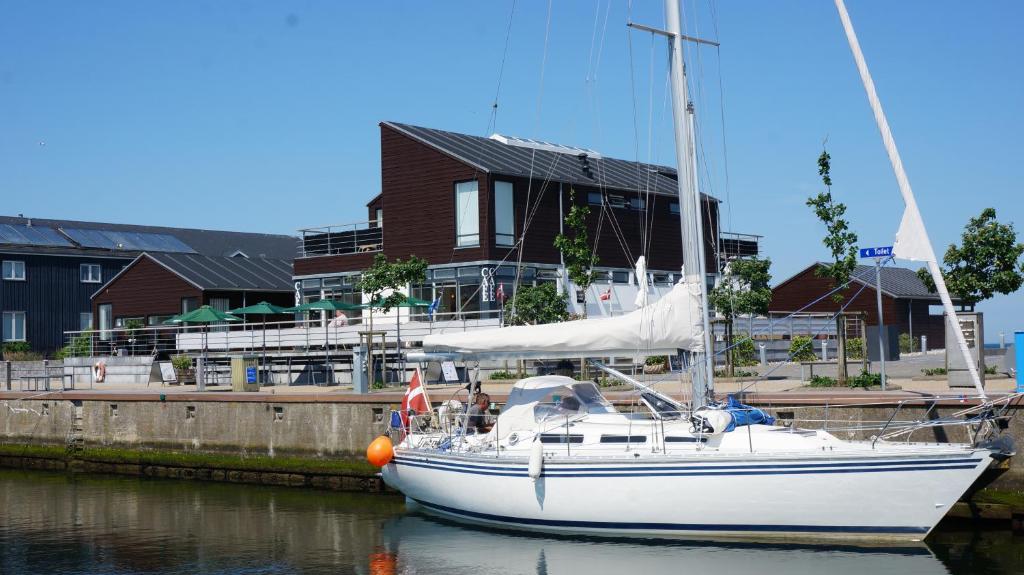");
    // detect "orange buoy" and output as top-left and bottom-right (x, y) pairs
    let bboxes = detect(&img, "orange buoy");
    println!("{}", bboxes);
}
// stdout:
(366, 435), (394, 467)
